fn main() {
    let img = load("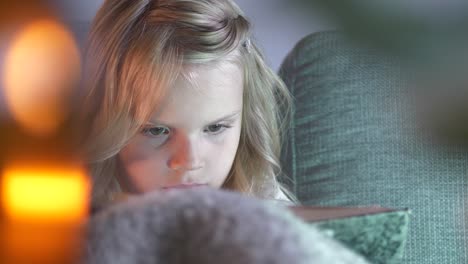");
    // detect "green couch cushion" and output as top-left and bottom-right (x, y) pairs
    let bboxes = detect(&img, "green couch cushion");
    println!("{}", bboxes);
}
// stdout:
(279, 31), (468, 263)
